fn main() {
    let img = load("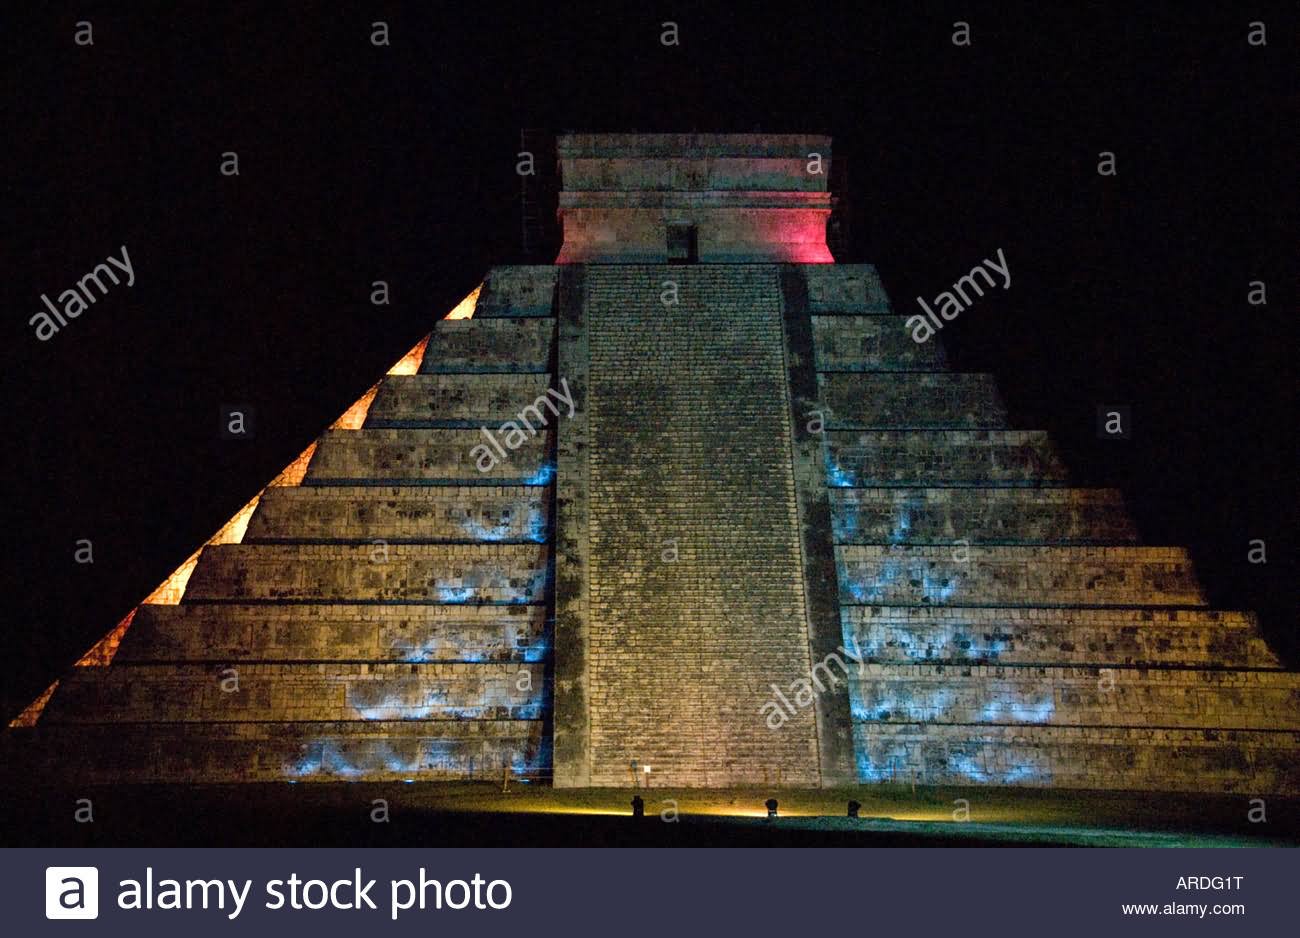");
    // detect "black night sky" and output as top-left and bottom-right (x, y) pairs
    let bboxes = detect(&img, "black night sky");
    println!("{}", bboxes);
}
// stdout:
(3, 3), (1294, 720)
